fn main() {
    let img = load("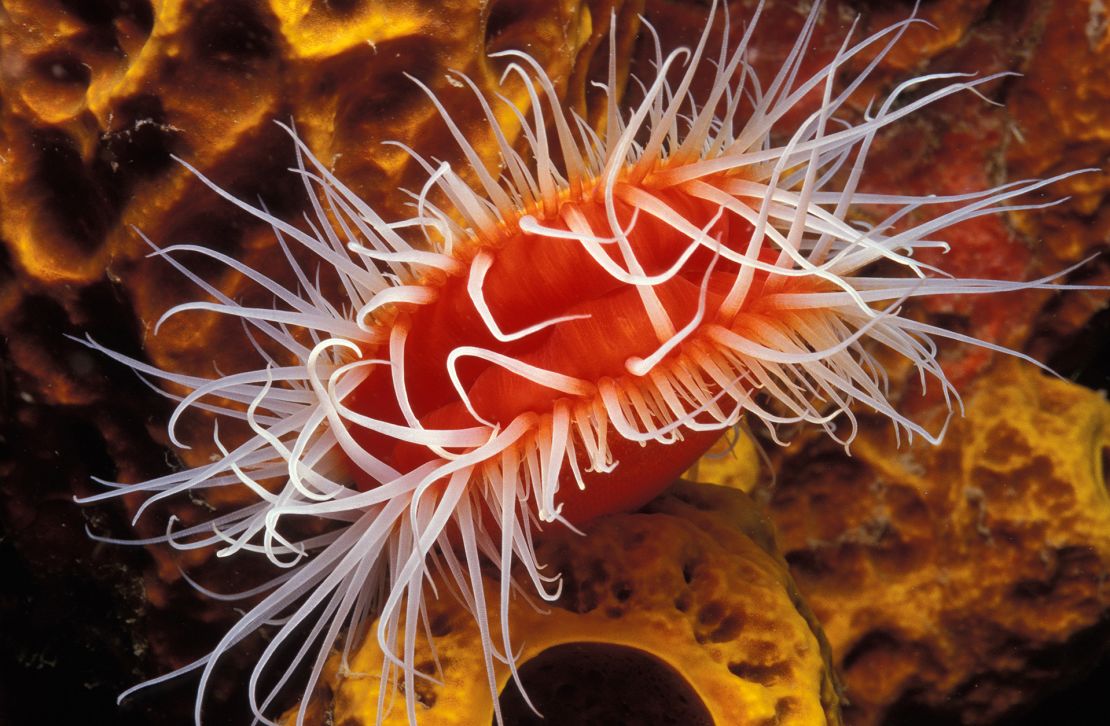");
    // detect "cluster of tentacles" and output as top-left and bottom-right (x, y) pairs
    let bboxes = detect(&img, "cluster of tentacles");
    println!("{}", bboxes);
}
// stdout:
(78, 2), (1090, 723)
